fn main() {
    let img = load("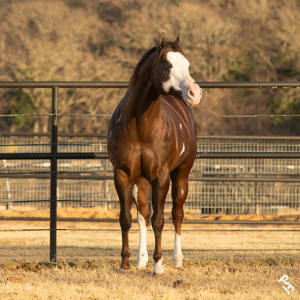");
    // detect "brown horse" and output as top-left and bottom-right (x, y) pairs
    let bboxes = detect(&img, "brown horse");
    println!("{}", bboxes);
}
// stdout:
(107, 33), (202, 275)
